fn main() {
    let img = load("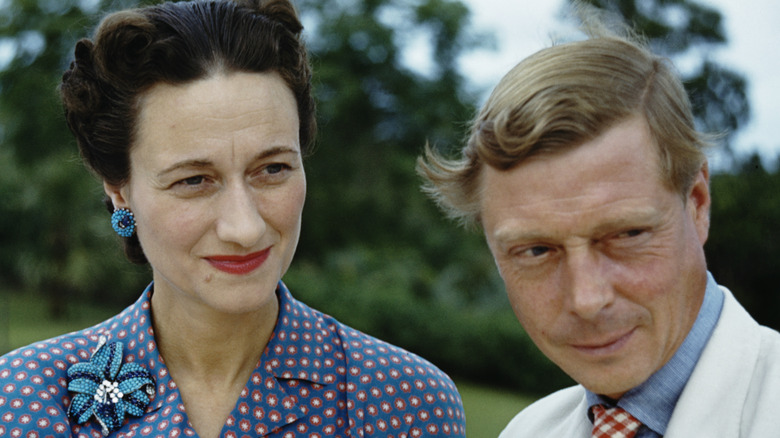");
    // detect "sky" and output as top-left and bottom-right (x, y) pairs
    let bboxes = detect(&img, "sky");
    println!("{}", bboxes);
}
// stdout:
(455, 0), (780, 168)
